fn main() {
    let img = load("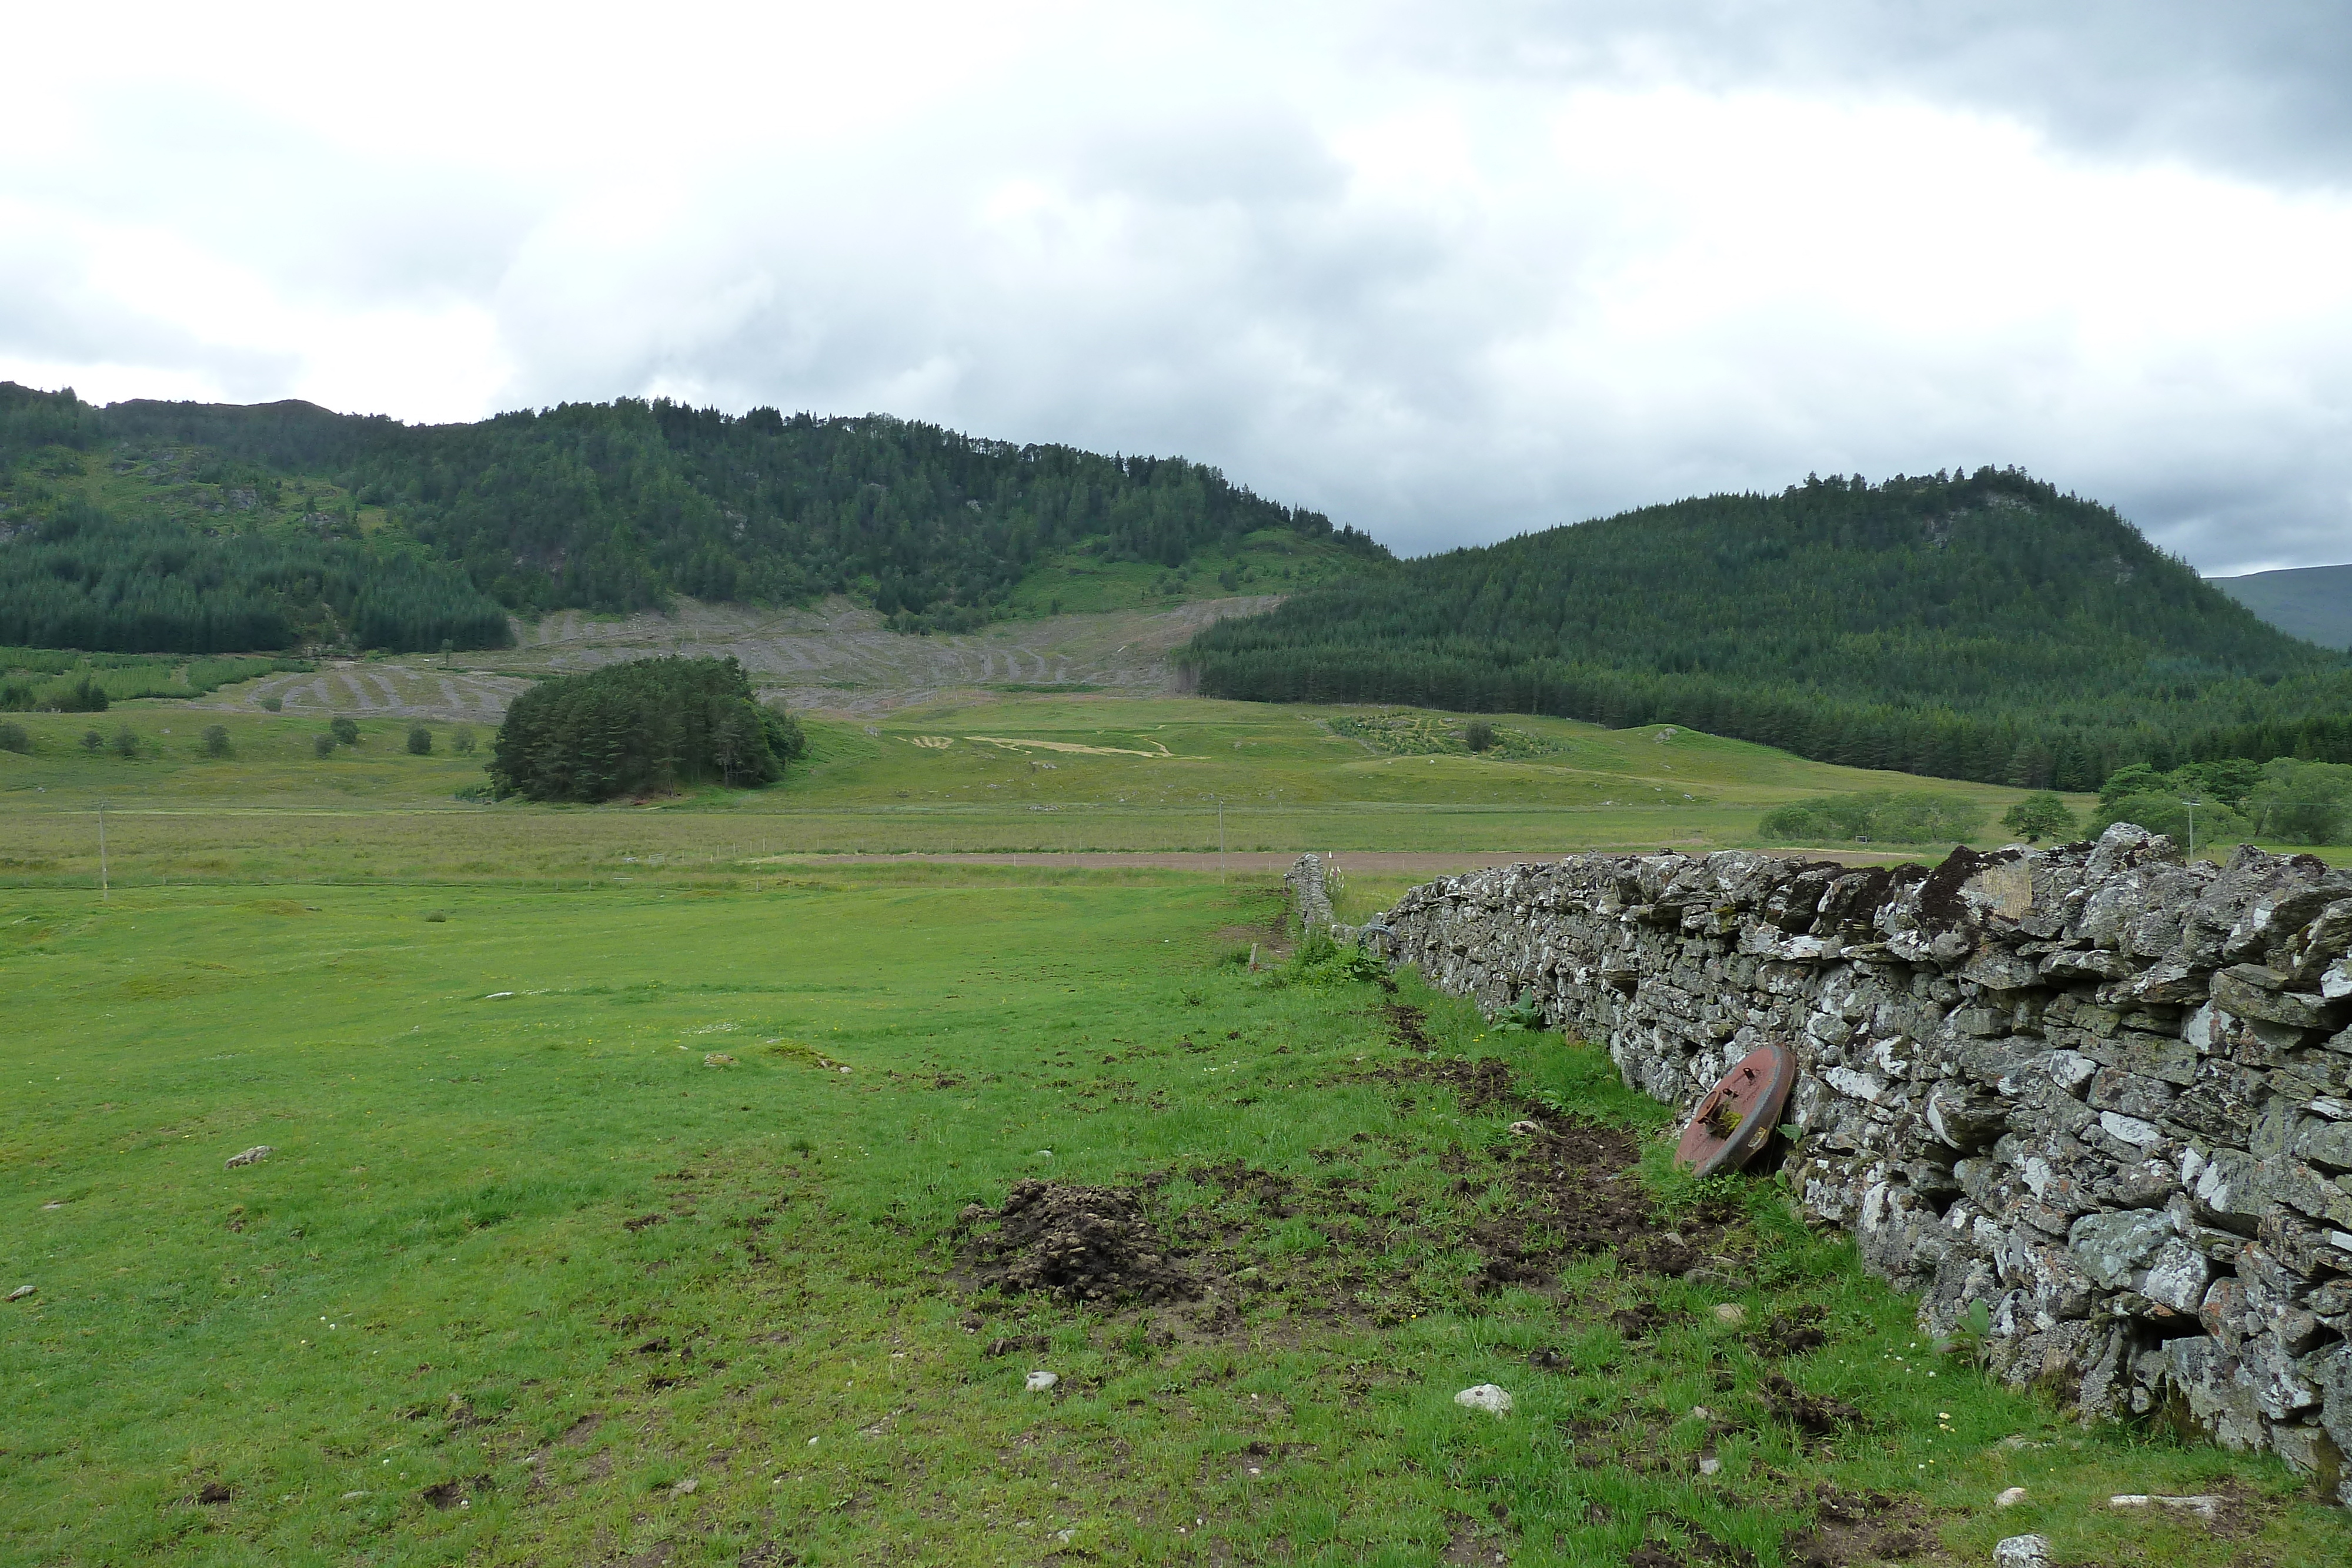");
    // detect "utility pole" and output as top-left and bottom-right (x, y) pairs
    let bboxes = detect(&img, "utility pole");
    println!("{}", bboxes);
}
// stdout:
(97, 803), (109, 900)
(1216, 795), (1226, 884)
